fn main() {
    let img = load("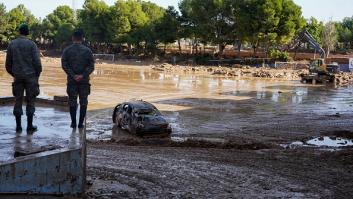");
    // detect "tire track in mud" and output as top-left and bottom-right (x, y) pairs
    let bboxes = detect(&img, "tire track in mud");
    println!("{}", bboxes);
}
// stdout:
(86, 144), (335, 198)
